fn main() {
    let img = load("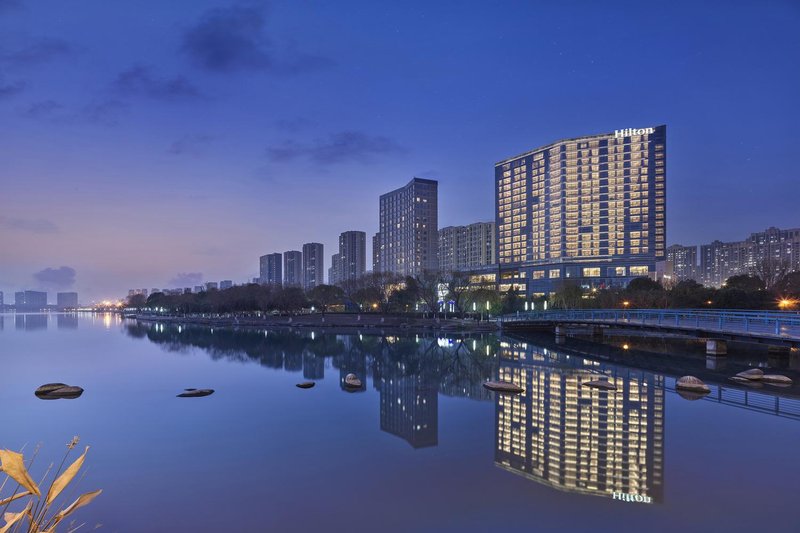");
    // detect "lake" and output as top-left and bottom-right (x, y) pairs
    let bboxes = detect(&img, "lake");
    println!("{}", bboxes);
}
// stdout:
(1, 312), (799, 532)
